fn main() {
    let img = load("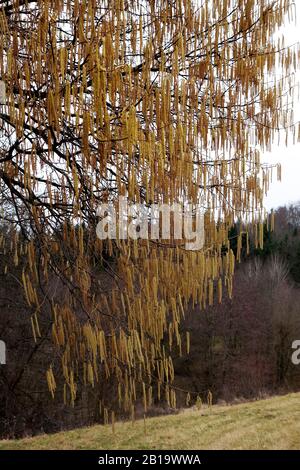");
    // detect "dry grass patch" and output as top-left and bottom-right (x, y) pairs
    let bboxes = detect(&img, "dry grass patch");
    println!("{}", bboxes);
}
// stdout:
(1, 393), (300, 450)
